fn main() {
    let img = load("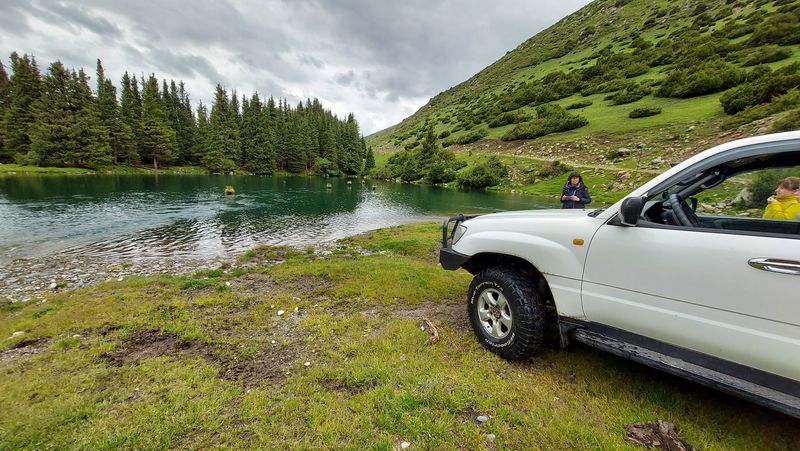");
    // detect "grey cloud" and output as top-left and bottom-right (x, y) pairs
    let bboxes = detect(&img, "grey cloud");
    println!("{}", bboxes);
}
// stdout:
(0, 0), (592, 133)
(148, 49), (225, 85)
